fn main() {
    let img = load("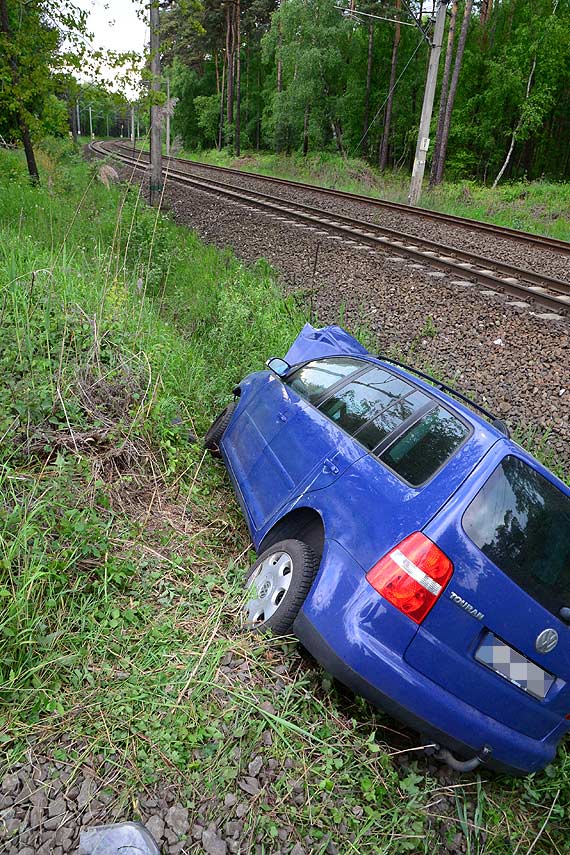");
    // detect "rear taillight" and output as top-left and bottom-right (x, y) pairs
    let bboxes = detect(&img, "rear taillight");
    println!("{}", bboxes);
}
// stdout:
(366, 532), (453, 624)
